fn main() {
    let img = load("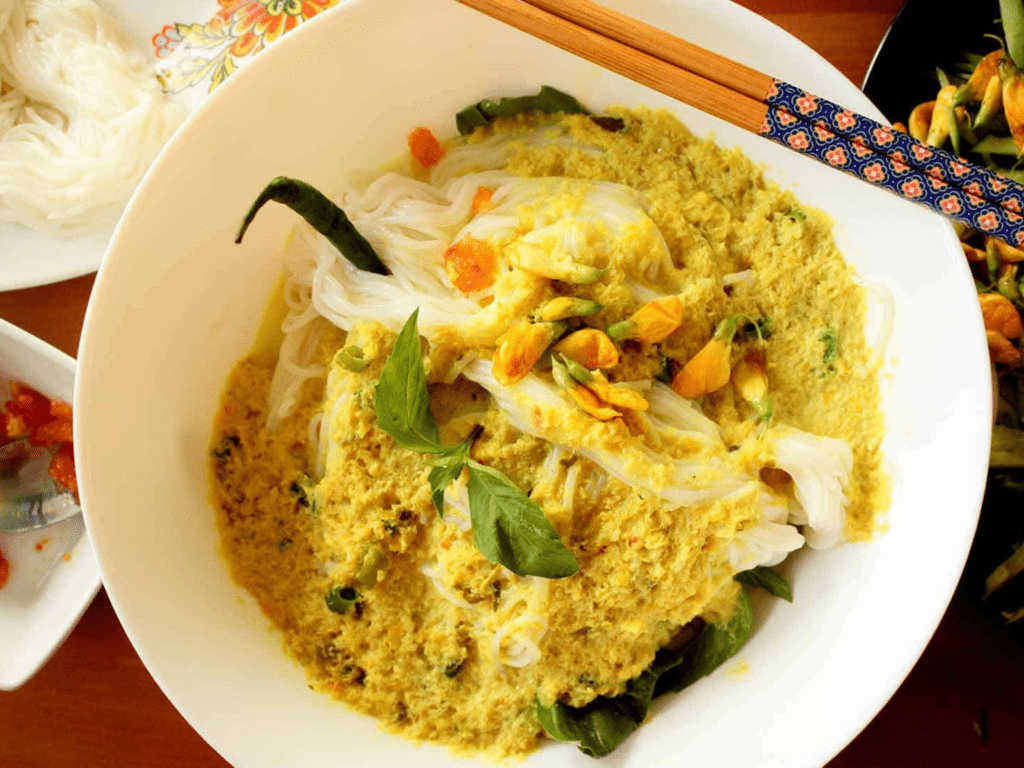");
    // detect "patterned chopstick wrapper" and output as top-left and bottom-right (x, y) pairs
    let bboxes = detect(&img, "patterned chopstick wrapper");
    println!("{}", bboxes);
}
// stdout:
(758, 79), (1024, 247)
